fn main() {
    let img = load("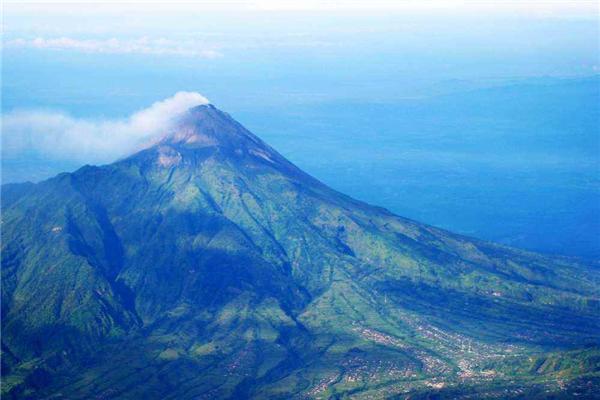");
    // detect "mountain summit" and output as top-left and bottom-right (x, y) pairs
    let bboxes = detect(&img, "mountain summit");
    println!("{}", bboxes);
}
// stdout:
(160, 105), (267, 149)
(2, 103), (599, 399)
